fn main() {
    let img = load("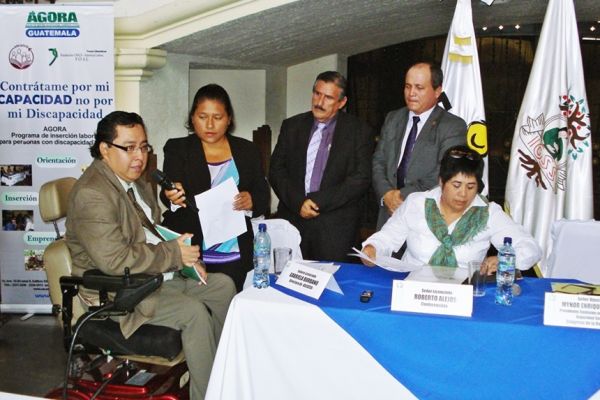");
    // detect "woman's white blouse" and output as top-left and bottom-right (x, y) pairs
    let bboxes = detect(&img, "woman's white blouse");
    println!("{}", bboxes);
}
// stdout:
(362, 187), (542, 270)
